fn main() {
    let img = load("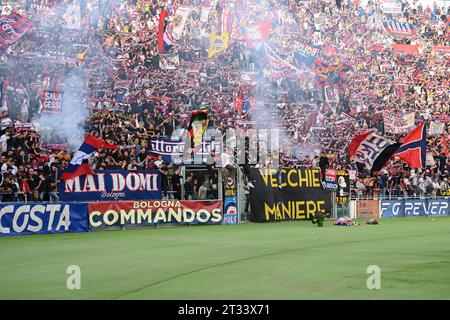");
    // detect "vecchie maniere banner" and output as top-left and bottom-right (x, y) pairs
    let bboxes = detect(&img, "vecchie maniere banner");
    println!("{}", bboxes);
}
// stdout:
(0, 203), (88, 236)
(88, 200), (223, 229)
(249, 168), (332, 222)
(58, 170), (162, 202)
